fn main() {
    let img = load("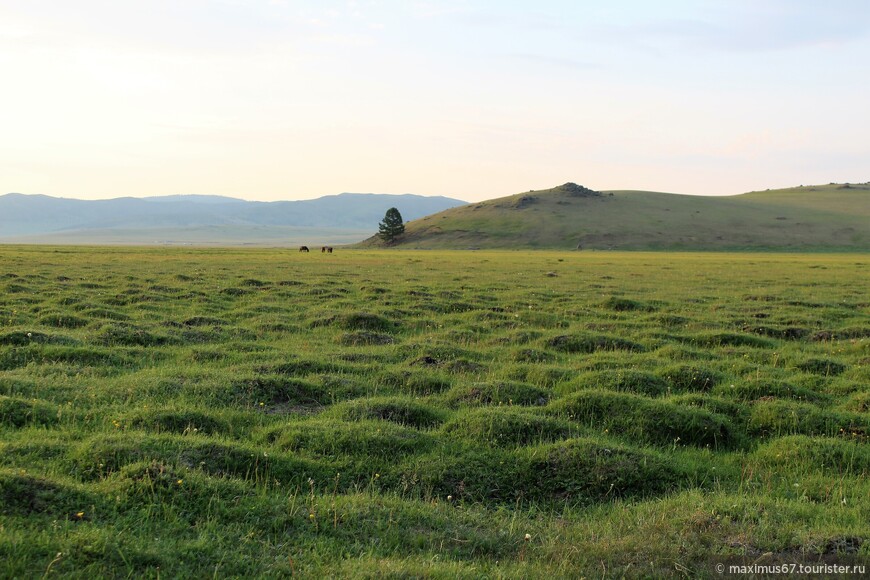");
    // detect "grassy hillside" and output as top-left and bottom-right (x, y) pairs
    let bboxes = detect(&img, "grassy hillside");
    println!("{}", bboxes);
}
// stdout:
(360, 182), (870, 250)
(1, 247), (868, 576)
